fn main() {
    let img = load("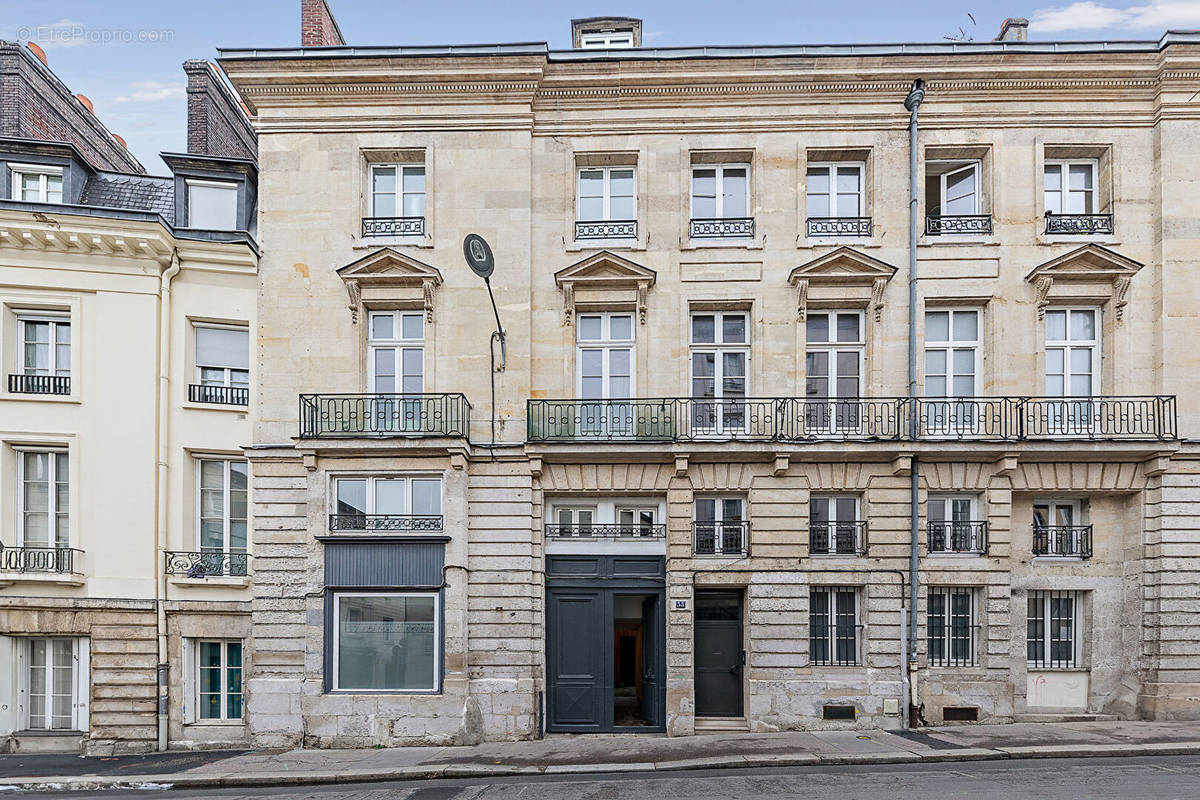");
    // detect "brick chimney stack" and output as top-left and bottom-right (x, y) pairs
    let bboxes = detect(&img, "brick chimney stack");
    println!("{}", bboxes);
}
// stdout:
(995, 18), (1030, 42)
(301, 0), (346, 47)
